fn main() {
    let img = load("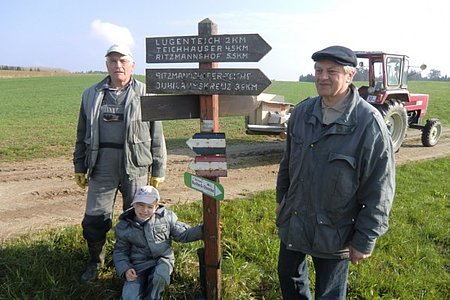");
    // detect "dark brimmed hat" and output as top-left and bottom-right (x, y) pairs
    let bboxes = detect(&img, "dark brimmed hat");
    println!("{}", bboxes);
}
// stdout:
(311, 45), (357, 67)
